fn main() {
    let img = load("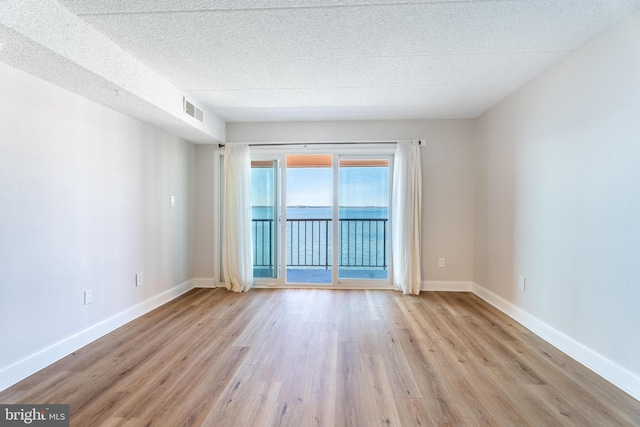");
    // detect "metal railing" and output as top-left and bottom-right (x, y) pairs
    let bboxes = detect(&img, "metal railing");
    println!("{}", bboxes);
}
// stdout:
(338, 218), (387, 269)
(288, 219), (332, 268)
(252, 218), (388, 270)
(252, 219), (274, 269)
